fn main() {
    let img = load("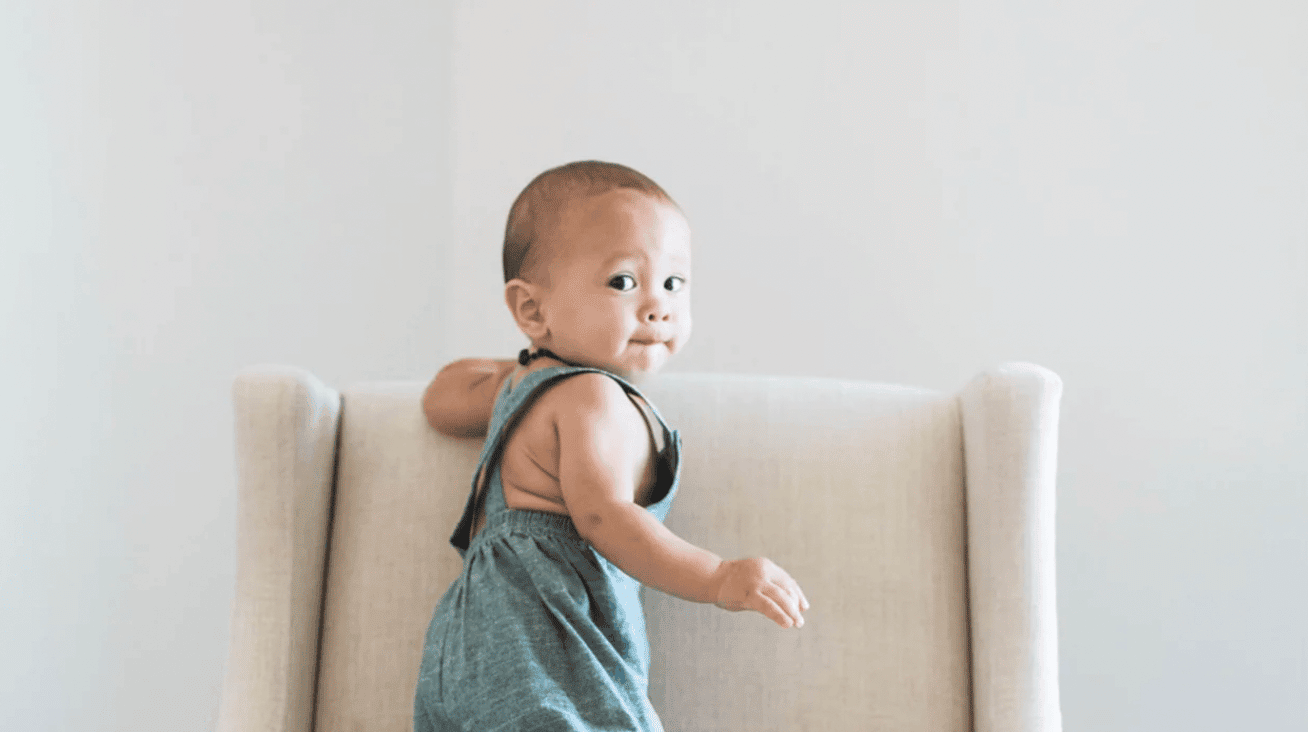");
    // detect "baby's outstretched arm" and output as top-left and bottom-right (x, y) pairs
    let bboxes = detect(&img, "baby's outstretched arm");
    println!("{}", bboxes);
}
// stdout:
(555, 374), (809, 629)
(422, 358), (517, 437)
